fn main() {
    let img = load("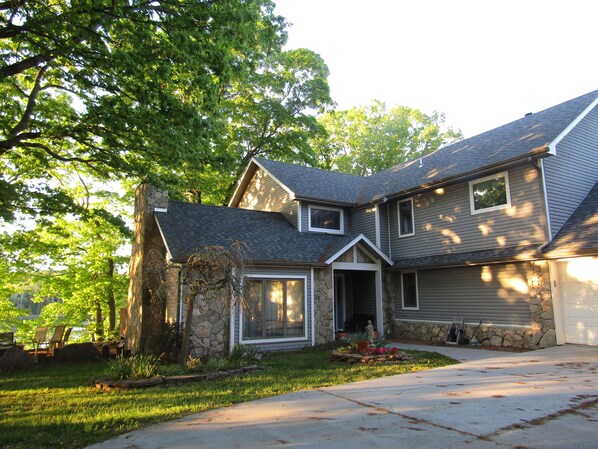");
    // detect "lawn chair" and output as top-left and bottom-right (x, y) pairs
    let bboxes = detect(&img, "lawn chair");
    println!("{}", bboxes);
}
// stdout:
(48, 325), (66, 354)
(33, 326), (49, 356)
(63, 327), (73, 345)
